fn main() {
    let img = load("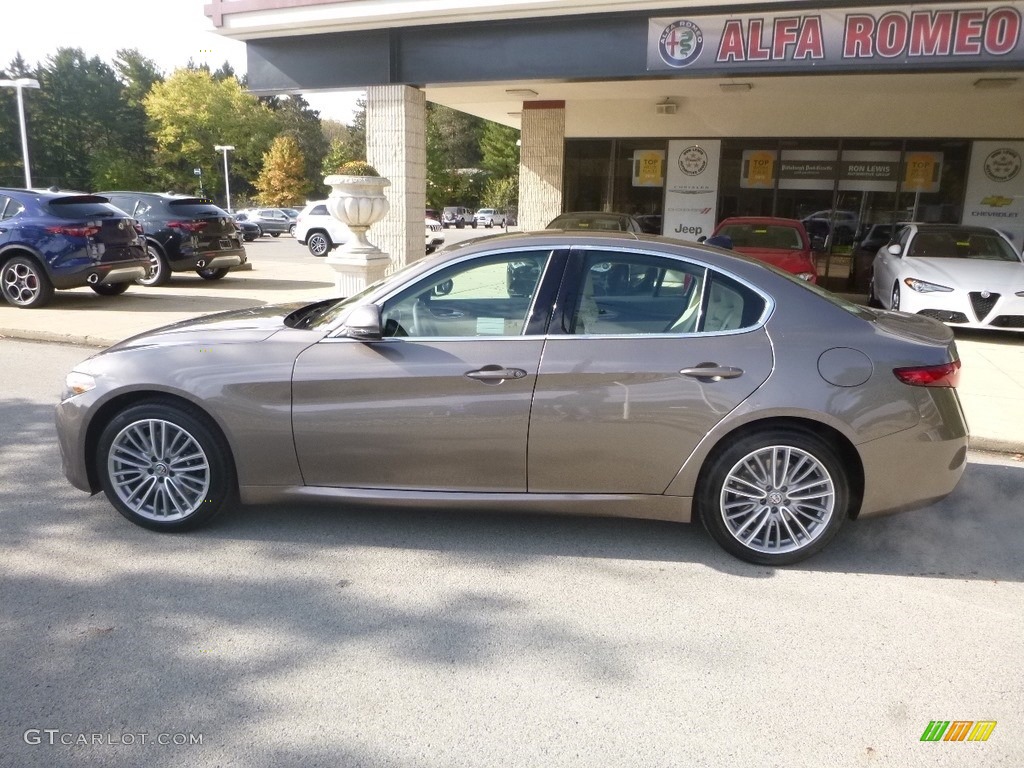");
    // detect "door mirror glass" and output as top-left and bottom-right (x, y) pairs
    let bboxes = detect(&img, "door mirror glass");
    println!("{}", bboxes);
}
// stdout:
(341, 304), (383, 340)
